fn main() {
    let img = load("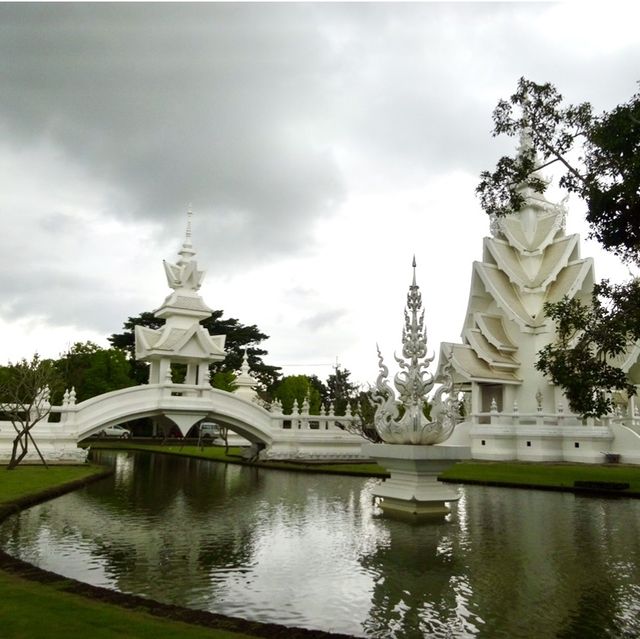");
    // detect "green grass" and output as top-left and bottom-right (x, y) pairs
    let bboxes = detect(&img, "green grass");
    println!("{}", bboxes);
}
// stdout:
(440, 461), (640, 493)
(0, 571), (255, 639)
(0, 464), (101, 504)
